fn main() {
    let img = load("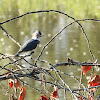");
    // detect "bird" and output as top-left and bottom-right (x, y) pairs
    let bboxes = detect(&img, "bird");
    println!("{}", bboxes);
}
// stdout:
(14, 30), (44, 57)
